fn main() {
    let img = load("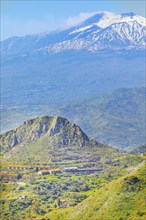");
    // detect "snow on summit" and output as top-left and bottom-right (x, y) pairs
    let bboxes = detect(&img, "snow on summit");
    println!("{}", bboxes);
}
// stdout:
(91, 12), (145, 28)
(71, 11), (145, 33)
(50, 11), (146, 52)
(1, 11), (146, 56)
